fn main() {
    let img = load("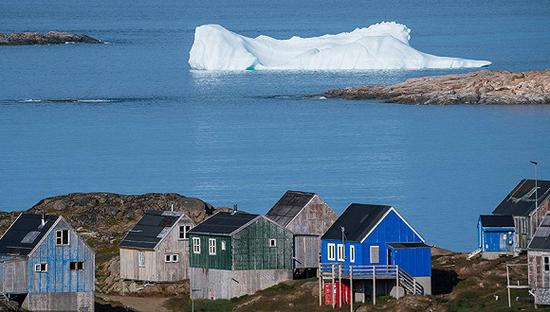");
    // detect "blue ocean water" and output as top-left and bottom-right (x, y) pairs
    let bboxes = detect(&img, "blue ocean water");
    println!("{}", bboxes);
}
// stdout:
(1, 0), (549, 251)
